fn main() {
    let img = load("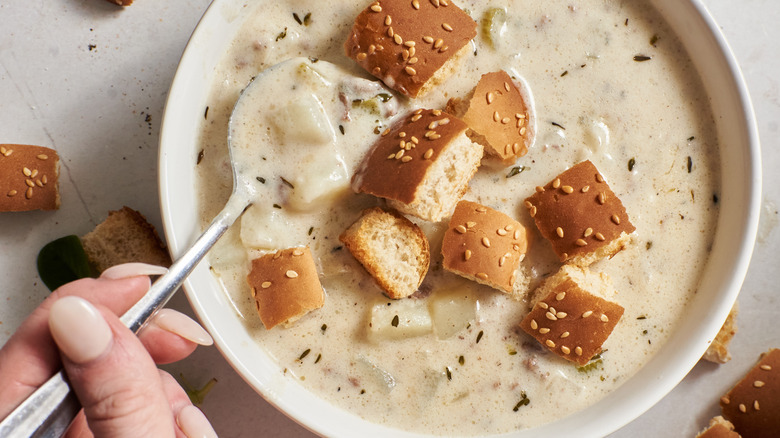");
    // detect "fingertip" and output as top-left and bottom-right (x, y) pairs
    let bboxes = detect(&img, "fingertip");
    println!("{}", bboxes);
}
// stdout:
(177, 405), (218, 438)
(100, 263), (169, 280)
(149, 309), (213, 346)
(49, 296), (112, 364)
